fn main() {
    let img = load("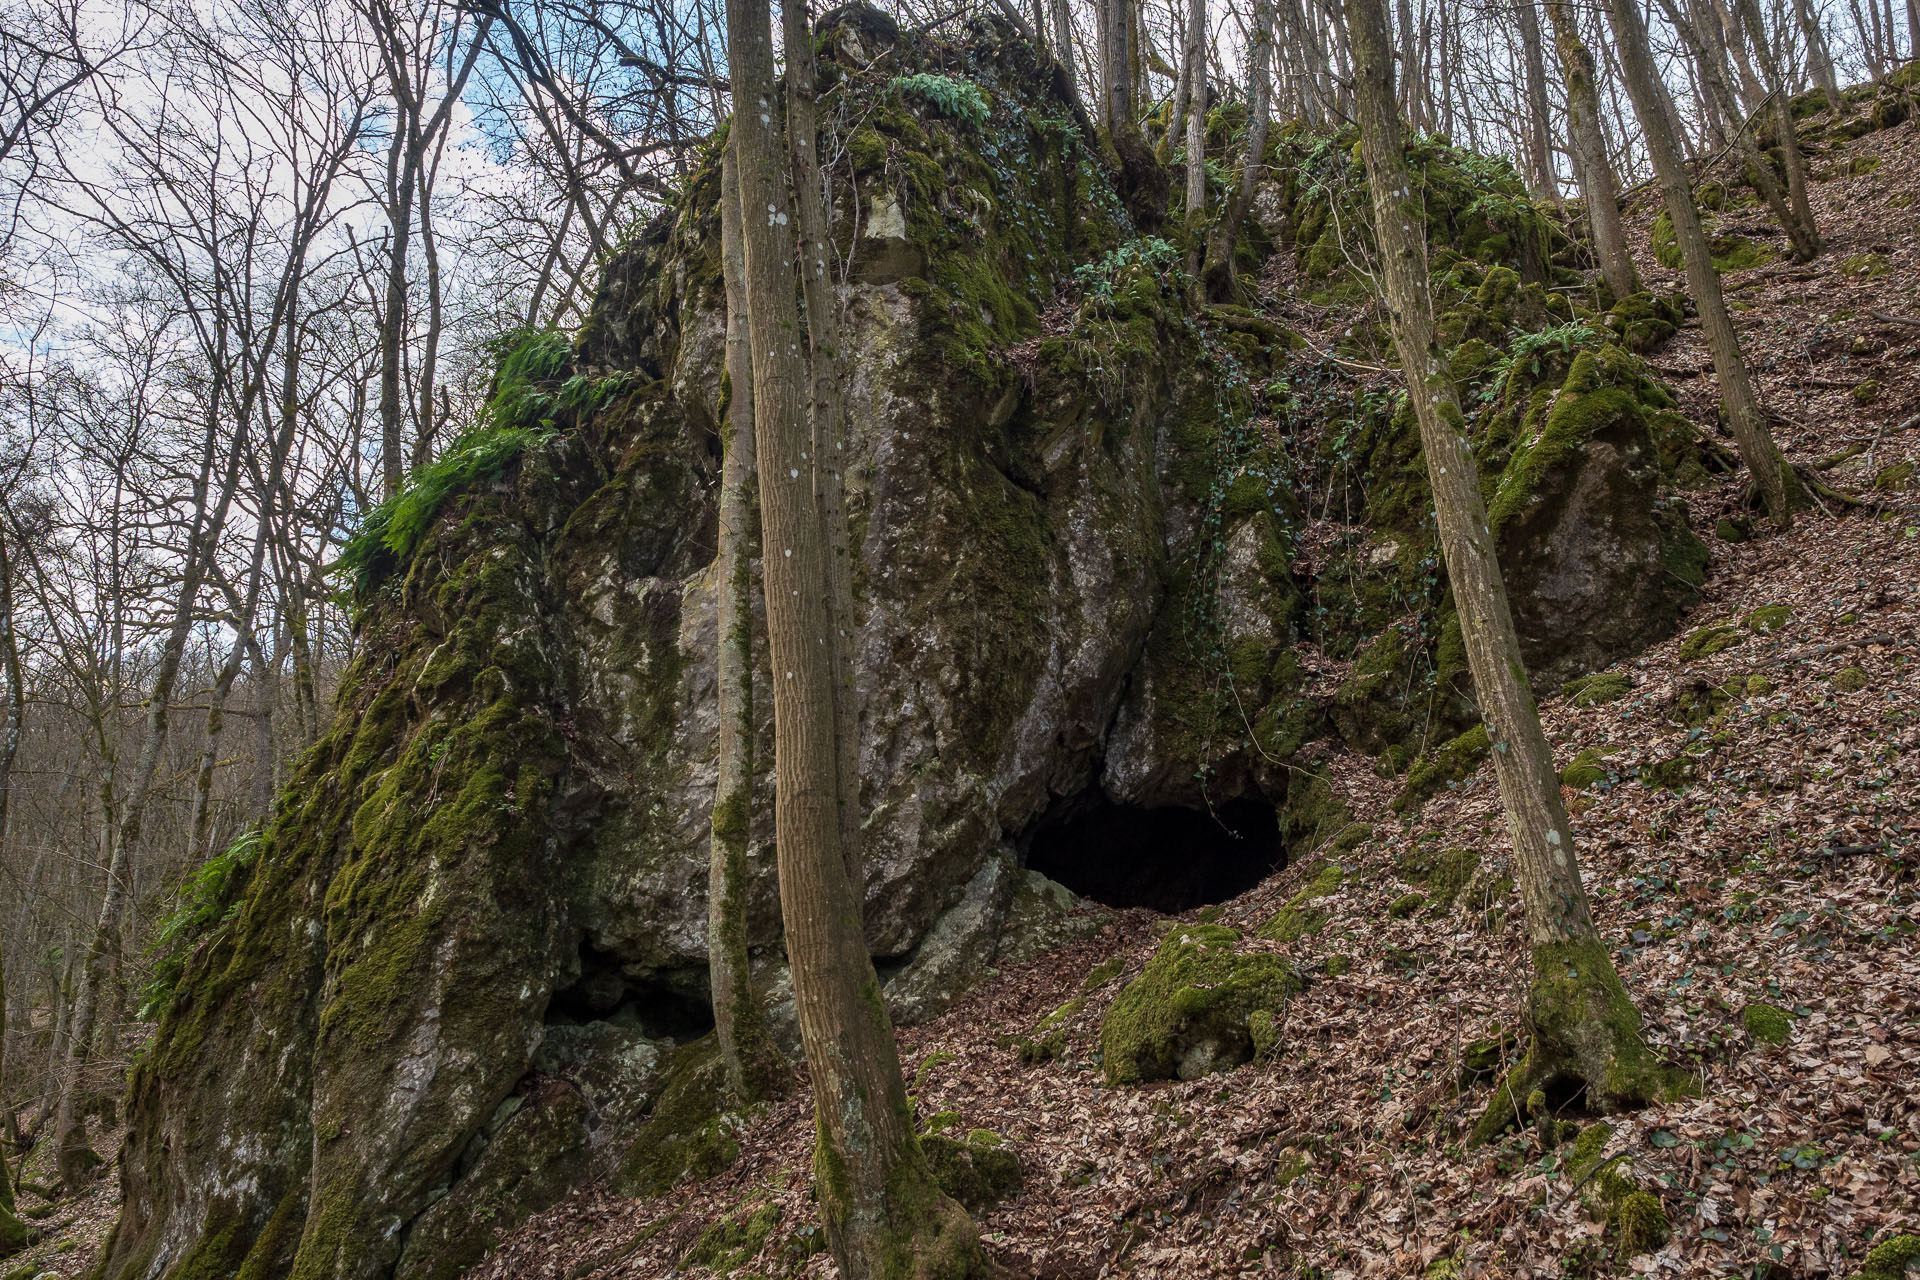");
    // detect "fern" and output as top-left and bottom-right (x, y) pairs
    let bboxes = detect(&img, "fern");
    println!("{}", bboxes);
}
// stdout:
(138, 830), (264, 1020)
(892, 73), (991, 126)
